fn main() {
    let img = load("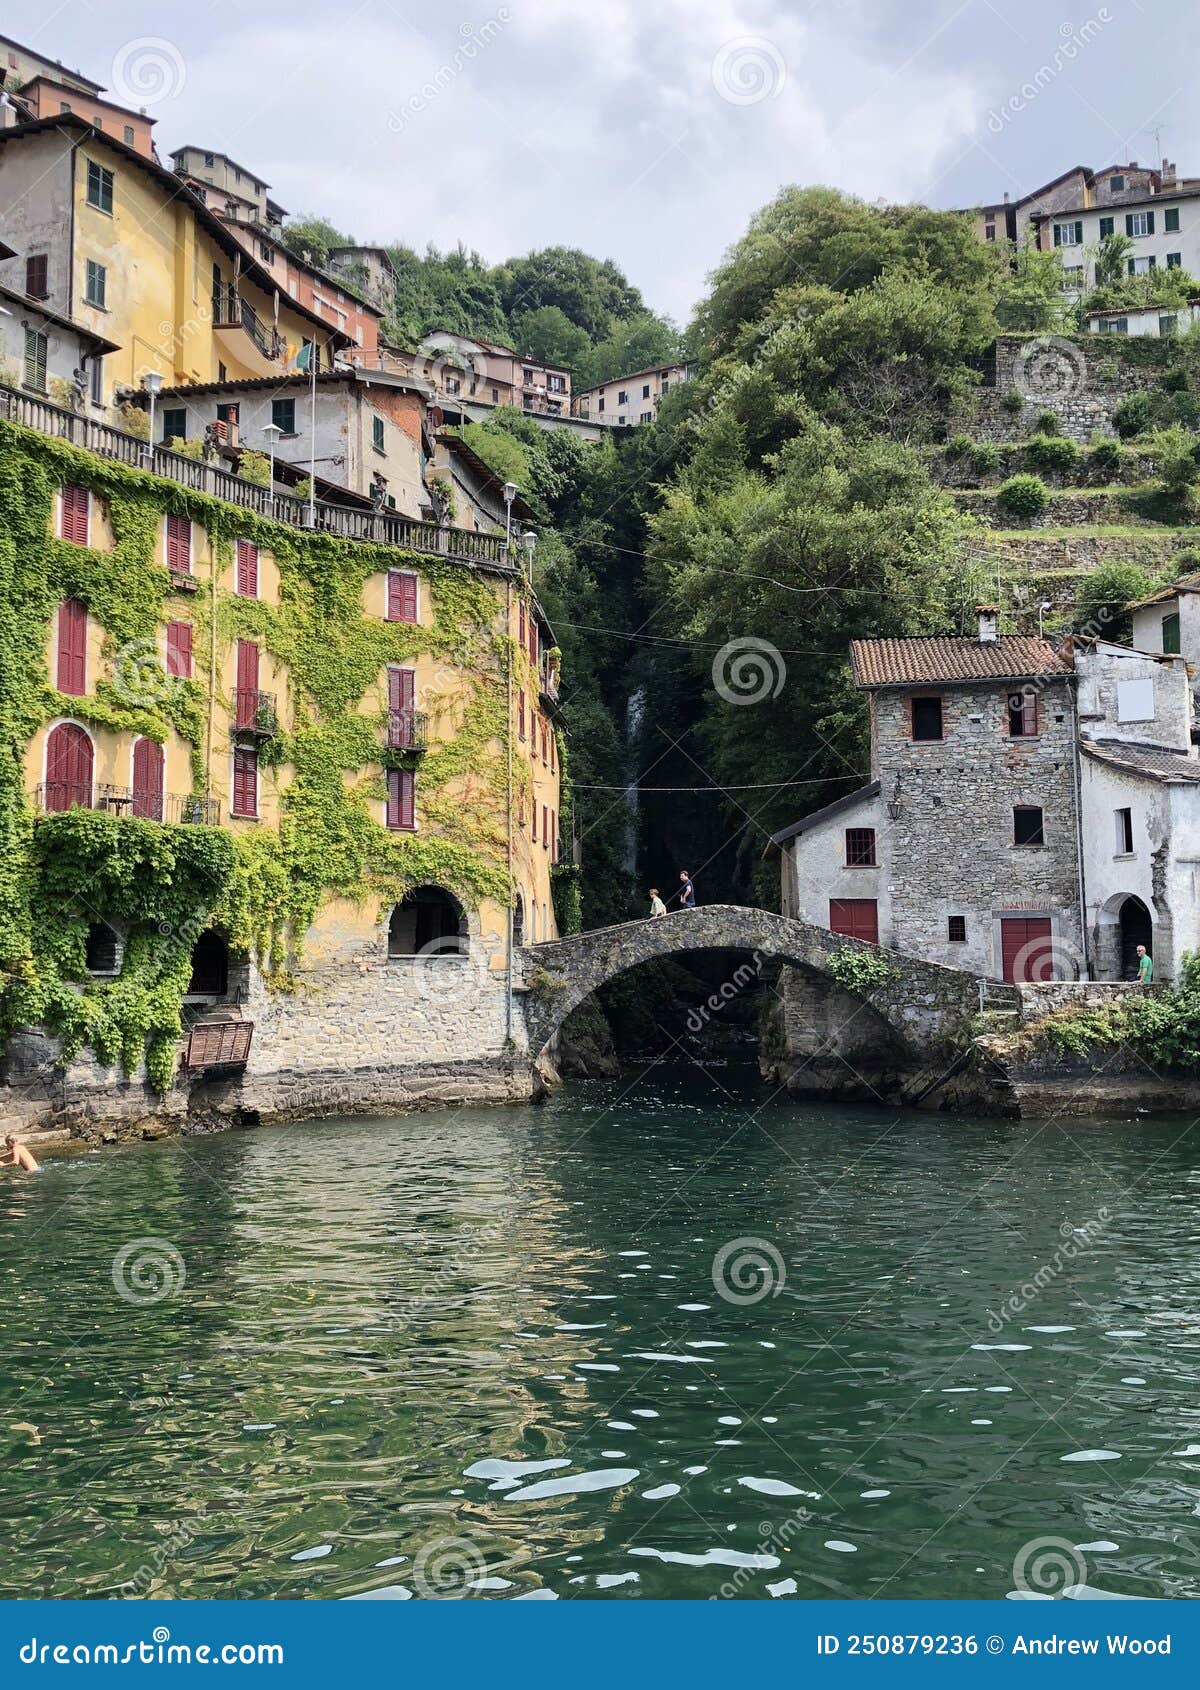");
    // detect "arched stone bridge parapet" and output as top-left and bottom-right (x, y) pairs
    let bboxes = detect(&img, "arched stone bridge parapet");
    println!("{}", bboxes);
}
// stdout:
(517, 905), (1018, 1061)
